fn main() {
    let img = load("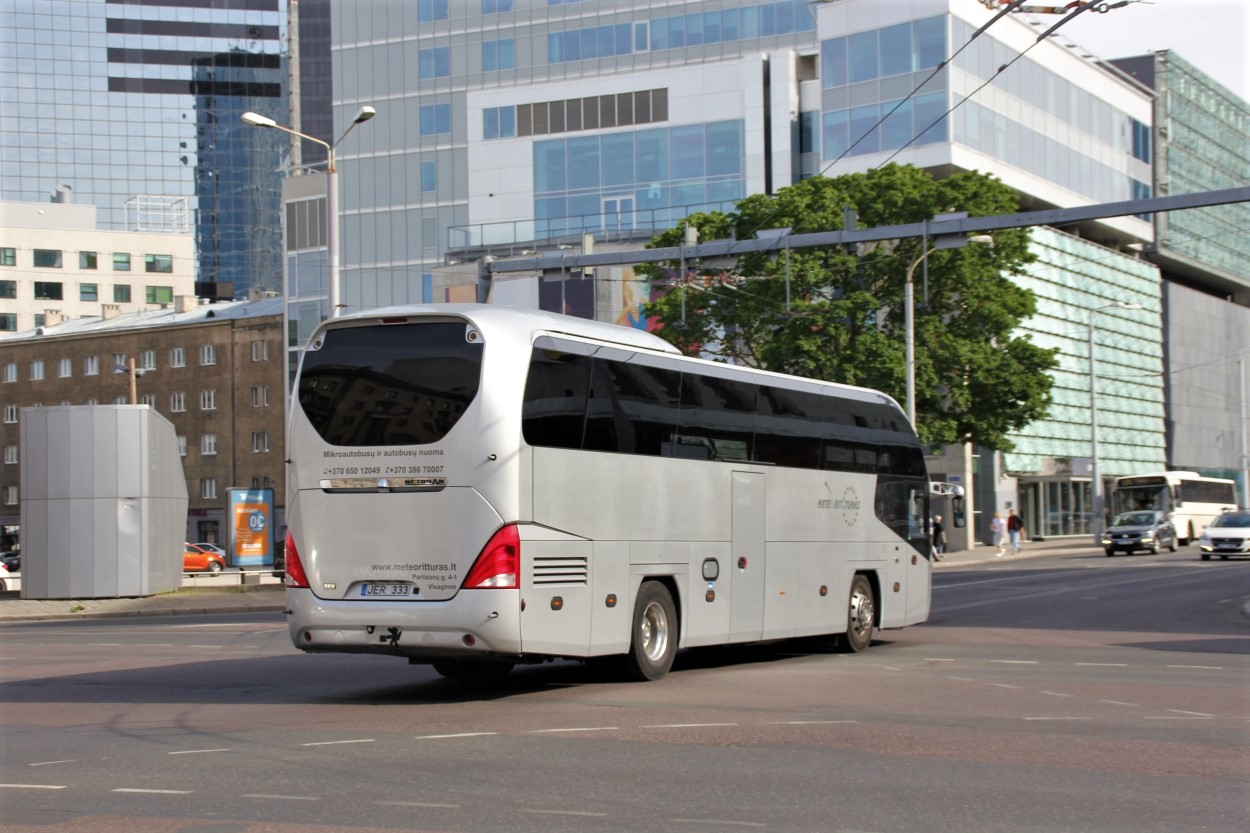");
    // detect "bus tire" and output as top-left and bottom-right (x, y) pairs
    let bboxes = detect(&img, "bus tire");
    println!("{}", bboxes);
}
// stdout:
(839, 575), (875, 653)
(432, 660), (514, 682)
(624, 581), (677, 681)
